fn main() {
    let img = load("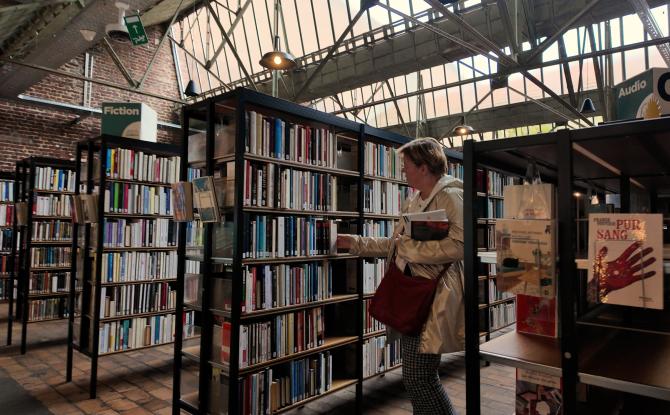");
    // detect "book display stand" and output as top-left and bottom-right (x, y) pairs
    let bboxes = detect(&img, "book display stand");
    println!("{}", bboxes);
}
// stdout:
(464, 117), (670, 414)
(65, 135), (180, 398)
